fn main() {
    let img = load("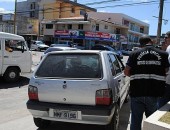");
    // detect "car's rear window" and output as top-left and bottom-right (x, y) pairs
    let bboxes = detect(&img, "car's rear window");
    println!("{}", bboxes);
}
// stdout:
(35, 53), (102, 79)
